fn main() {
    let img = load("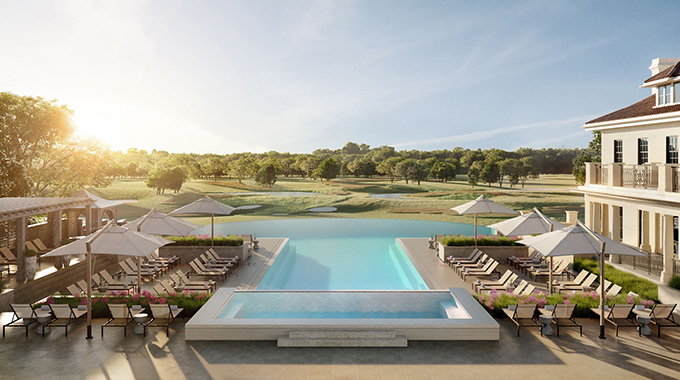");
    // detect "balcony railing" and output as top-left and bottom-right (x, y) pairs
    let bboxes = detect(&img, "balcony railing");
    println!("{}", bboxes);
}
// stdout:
(585, 162), (680, 193)
(622, 164), (658, 189)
